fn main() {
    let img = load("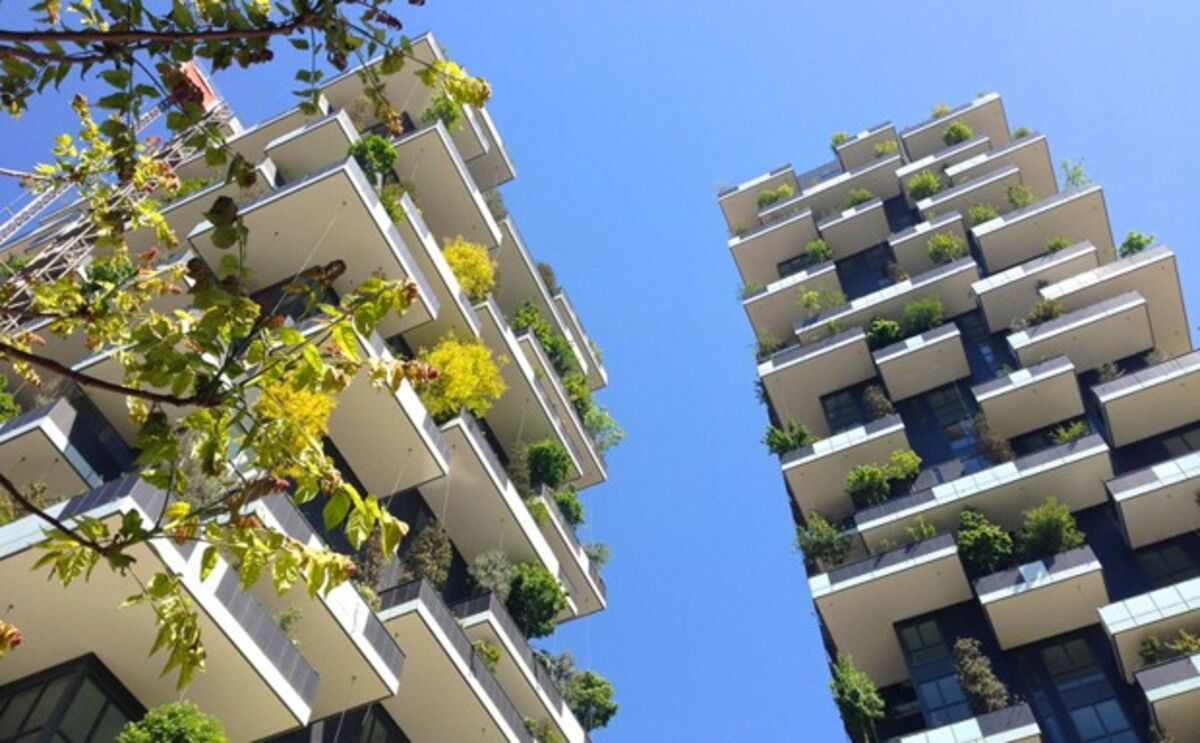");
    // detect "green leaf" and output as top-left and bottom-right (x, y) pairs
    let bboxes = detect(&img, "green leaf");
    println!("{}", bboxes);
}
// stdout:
(199, 545), (220, 581)
(322, 491), (351, 532)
